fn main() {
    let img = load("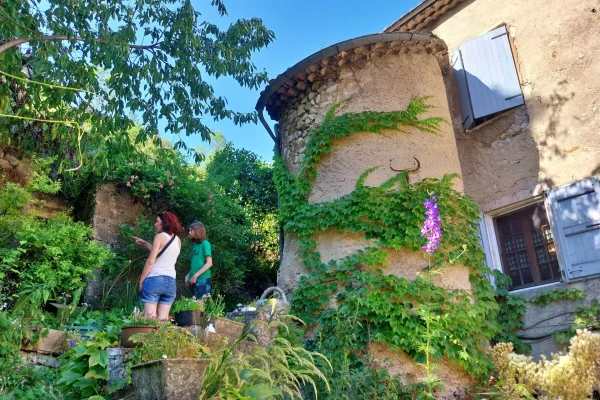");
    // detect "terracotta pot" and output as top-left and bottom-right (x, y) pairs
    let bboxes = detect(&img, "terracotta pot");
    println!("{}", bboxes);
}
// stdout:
(121, 326), (158, 348)
(131, 358), (211, 400)
(174, 310), (205, 327)
(20, 328), (65, 355)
